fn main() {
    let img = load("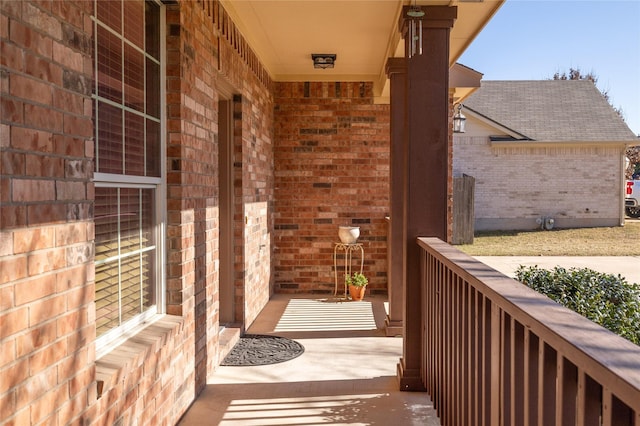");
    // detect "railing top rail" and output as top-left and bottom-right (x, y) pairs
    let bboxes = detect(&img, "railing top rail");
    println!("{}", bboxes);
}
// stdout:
(417, 236), (640, 402)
